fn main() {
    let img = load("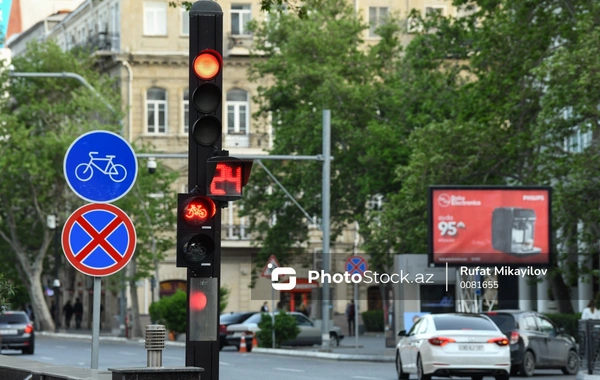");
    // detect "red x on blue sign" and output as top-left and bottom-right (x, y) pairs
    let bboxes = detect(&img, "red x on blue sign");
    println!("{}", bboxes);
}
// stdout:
(345, 255), (368, 276)
(62, 203), (136, 277)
